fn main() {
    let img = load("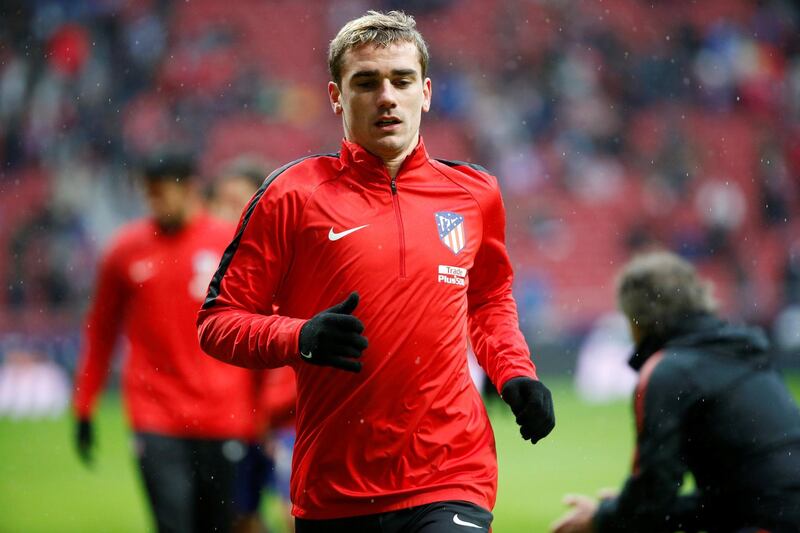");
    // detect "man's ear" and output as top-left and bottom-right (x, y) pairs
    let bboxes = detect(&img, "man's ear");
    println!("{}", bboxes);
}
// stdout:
(328, 81), (343, 115)
(422, 77), (432, 113)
